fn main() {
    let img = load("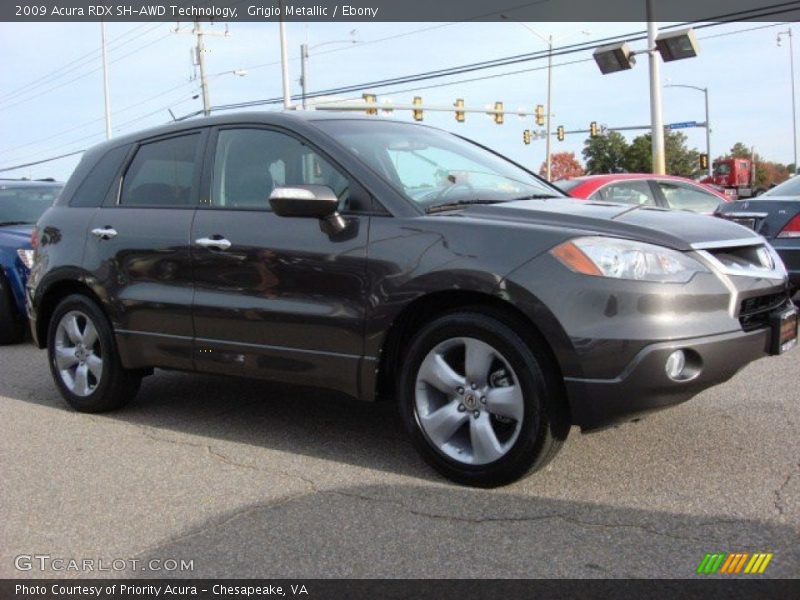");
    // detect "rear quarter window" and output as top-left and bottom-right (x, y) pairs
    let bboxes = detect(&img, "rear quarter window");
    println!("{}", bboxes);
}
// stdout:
(69, 144), (131, 208)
